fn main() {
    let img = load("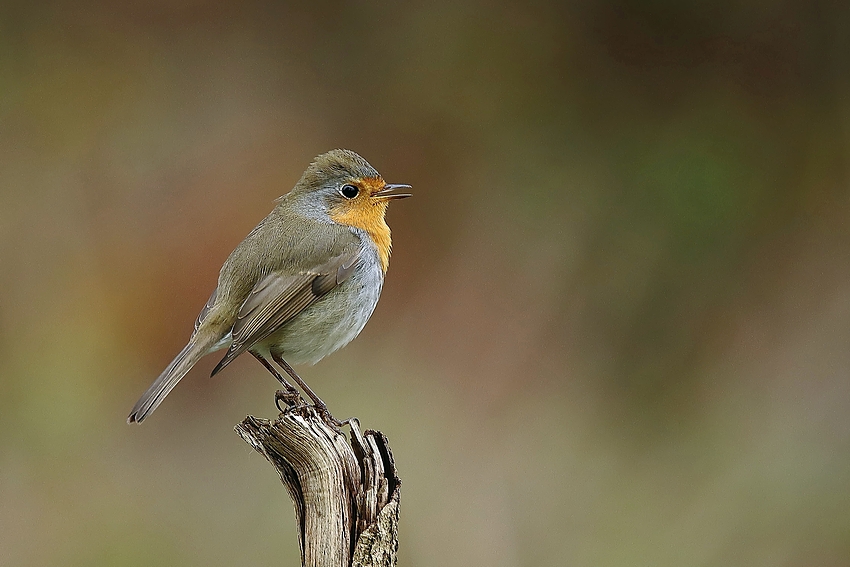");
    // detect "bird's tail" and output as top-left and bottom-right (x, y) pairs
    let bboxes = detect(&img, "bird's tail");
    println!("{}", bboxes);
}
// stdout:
(127, 334), (217, 424)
